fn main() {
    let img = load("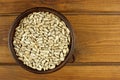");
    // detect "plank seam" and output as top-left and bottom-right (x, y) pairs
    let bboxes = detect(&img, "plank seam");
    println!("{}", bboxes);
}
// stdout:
(2, 62), (120, 66)
(2, 11), (120, 16)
